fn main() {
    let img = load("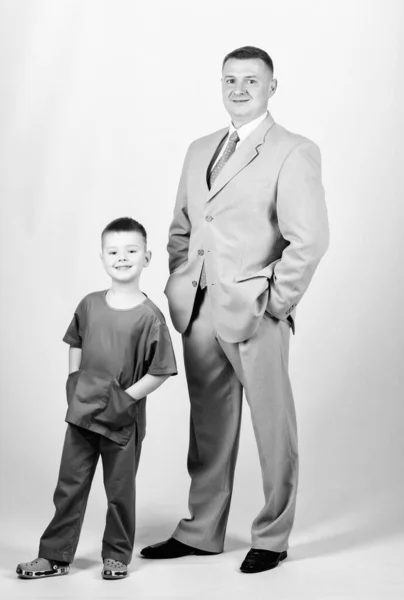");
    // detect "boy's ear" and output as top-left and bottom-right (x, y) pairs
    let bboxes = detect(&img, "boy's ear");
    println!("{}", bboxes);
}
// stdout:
(144, 250), (152, 266)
